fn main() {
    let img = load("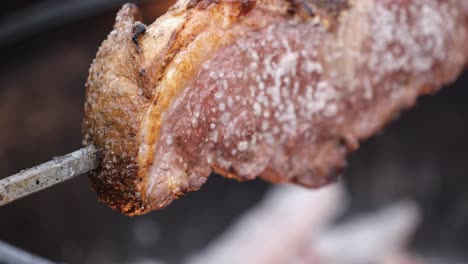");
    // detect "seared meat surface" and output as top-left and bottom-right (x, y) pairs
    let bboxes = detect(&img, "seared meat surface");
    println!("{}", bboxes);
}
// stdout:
(83, 0), (468, 215)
